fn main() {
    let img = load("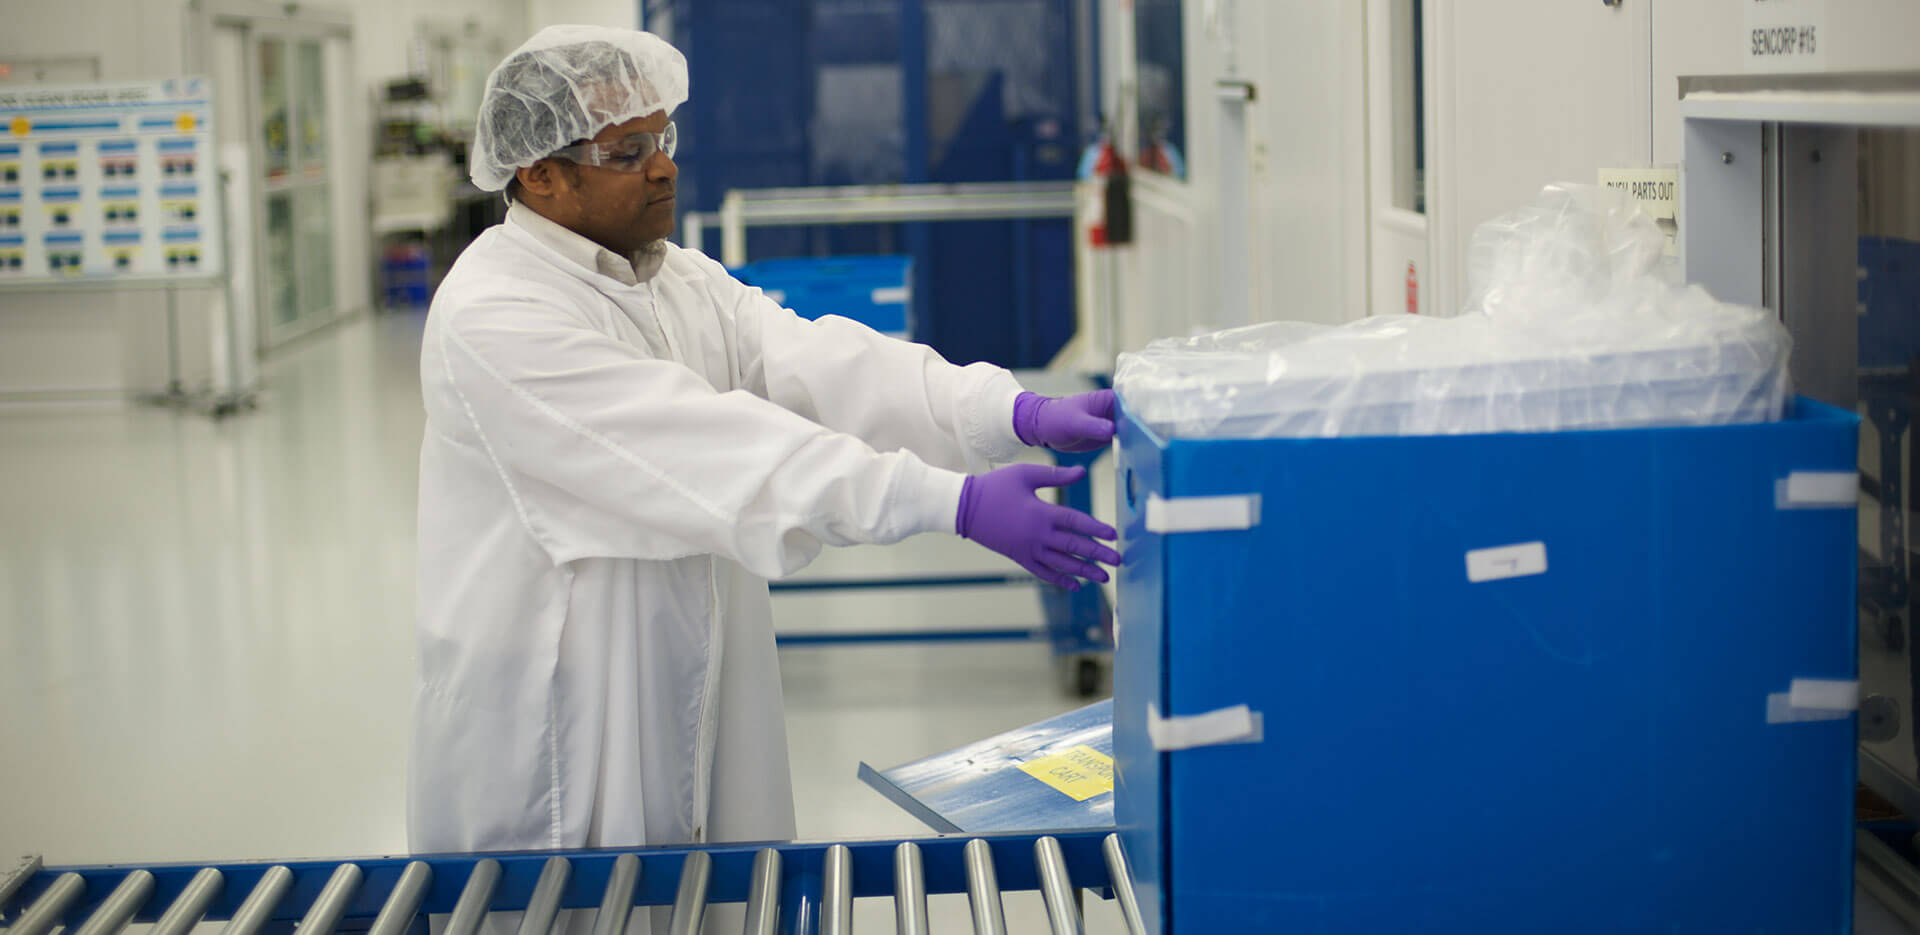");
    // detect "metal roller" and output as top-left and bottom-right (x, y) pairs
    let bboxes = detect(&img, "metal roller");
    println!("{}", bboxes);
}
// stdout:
(150, 867), (224, 935)
(667, 851), (711, 935)
(72, 869), (155, 935)
(517, 857), (572, 935)
(444, 859), (503, 935)
(1034, 837), (1081, 935)
(0, 855), (45, 917)
(223, 866), (294, 935)
(742, 848), (781, 935)
(963, 840), (1007, 935)
(368, 862), (433, 935)
(590, 853), (641, 935)
(297, 863), (364, 935)
(820, 845), (852, 935)
(893, 842), (928, 935)
(8, 872), (85, 935)
(1101, 835), (1148, 935)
